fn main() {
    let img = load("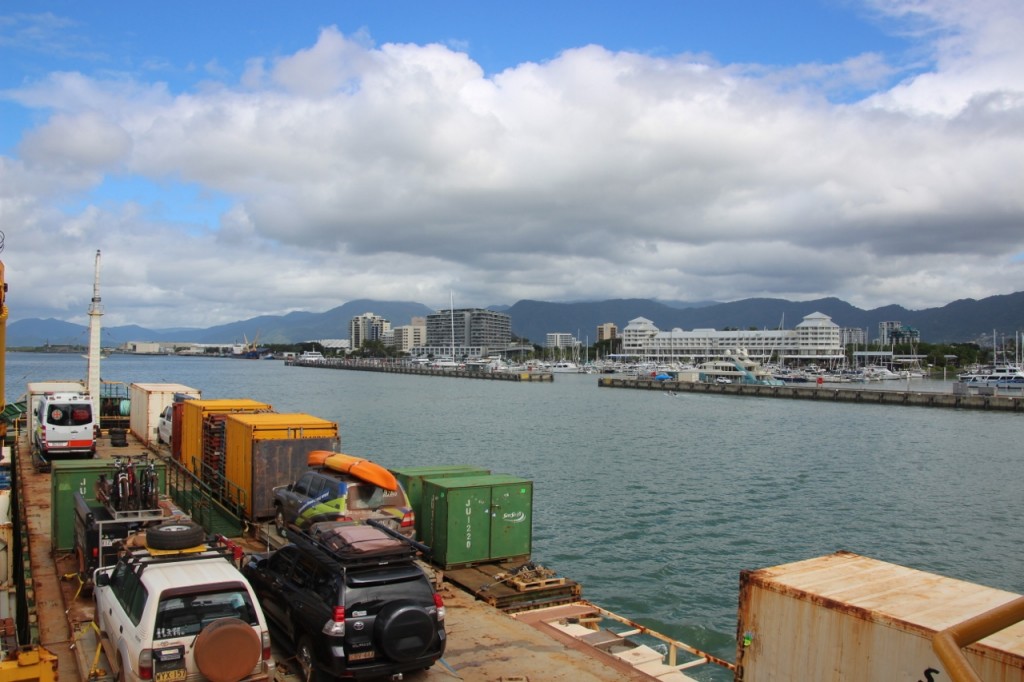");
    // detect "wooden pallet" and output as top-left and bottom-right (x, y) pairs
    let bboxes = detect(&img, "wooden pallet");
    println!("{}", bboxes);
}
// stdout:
(510, 575), (566, 591)
(445, 560), (581, 612)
